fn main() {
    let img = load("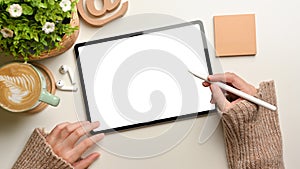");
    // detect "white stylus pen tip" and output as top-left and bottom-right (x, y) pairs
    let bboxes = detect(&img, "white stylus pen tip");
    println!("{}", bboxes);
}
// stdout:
(188, 70), (208, 81)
